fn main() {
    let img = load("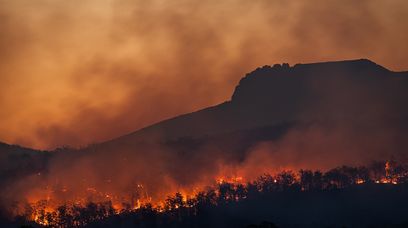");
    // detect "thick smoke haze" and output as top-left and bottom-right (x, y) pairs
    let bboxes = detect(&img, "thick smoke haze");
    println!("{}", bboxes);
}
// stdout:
(1, 0), (408, 149)
(4, 119), (408, 215)
(2, 58), (408, 217)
